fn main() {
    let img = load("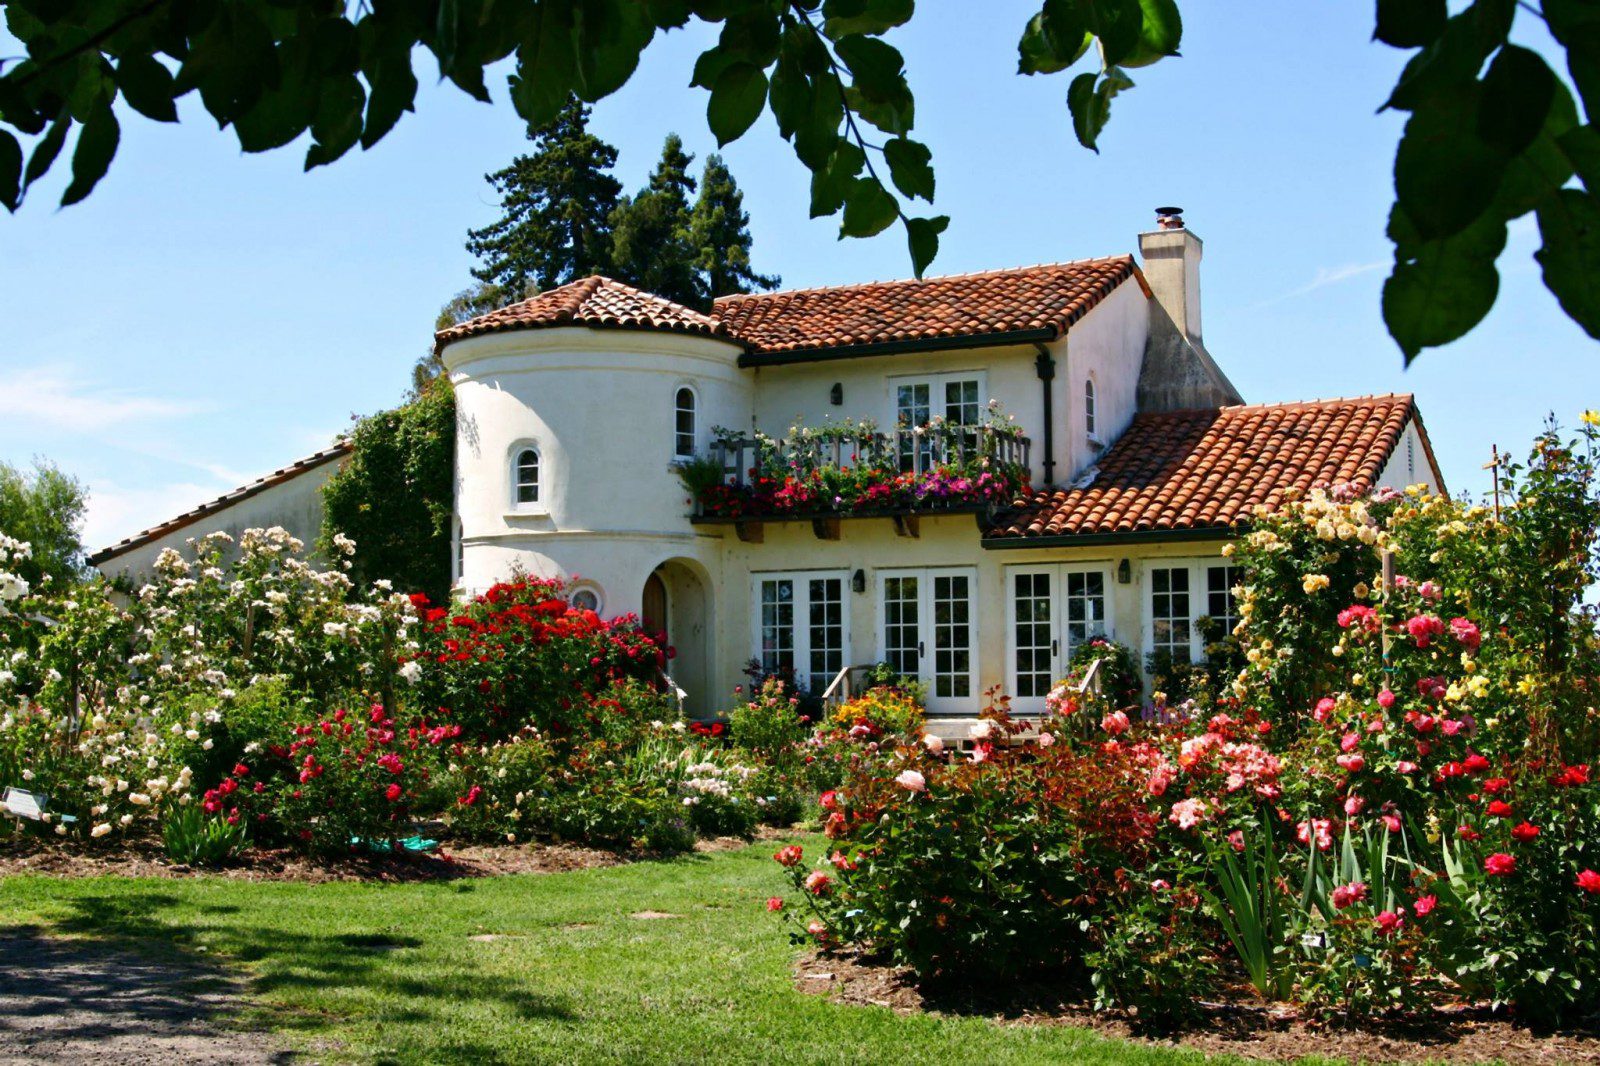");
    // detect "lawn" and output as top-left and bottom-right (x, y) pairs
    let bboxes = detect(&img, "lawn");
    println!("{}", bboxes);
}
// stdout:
(0, 837), (1272, 1066)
